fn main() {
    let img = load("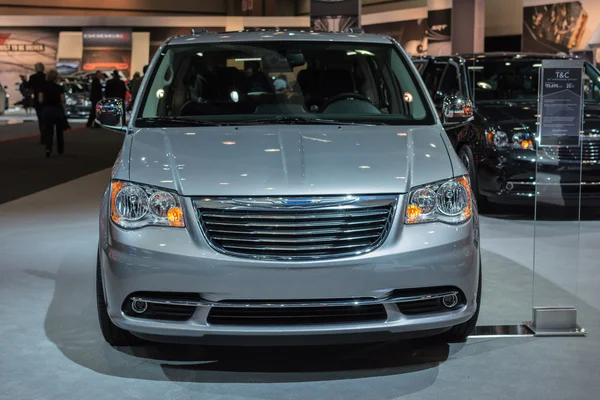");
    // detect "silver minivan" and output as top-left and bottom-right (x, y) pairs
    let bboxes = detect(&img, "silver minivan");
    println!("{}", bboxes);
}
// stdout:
(96, 30), (481, 346)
